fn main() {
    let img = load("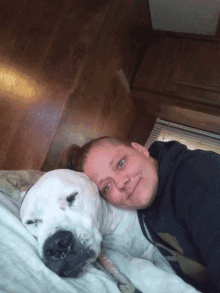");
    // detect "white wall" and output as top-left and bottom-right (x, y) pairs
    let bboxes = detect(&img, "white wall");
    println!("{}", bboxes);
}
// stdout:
(149, 0), (220, 35)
